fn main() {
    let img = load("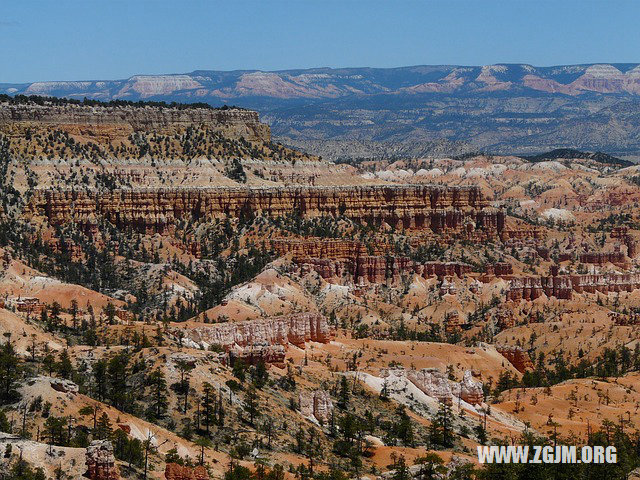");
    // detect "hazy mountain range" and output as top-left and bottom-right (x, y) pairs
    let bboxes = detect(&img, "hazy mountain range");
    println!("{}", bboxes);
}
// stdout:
(3, 63), (640, 159)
